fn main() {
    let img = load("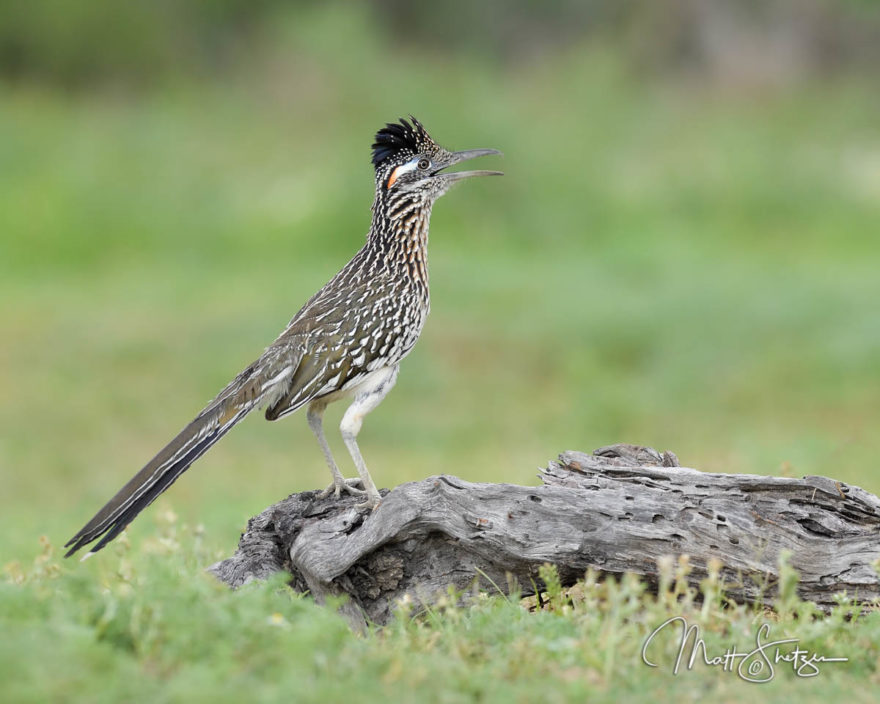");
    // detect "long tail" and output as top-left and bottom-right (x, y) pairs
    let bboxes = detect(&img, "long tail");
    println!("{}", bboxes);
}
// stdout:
(64, 355), (292, 558)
